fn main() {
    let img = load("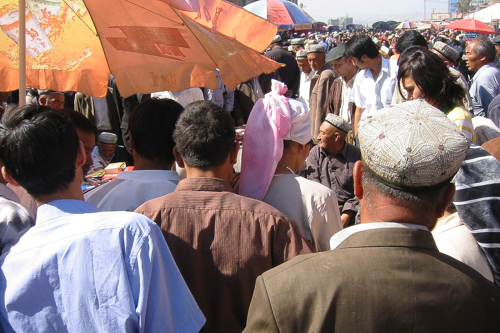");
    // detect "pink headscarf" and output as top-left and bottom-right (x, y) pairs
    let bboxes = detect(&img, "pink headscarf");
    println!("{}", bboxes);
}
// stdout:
(239, 80), (293, 200)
